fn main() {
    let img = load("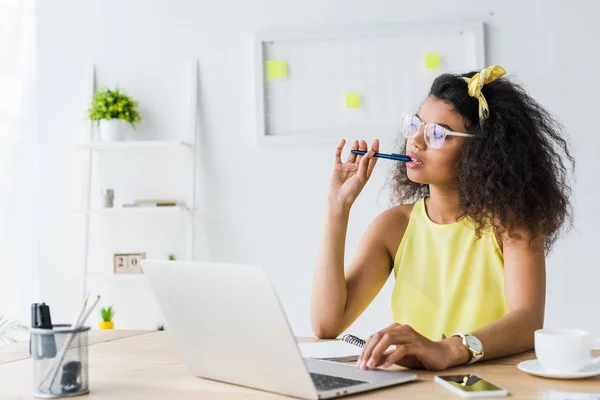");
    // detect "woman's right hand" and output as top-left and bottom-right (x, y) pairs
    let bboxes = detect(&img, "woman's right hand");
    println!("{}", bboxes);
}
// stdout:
(328, 139), (379, 210)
